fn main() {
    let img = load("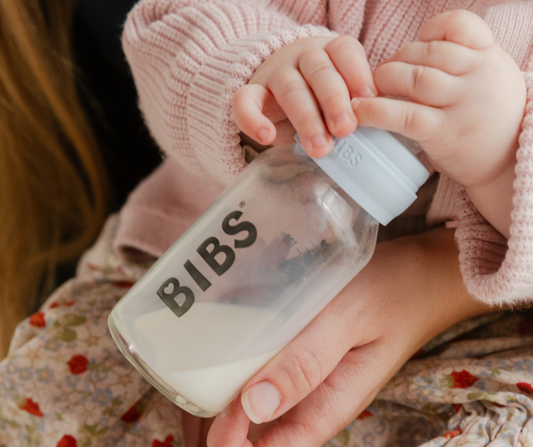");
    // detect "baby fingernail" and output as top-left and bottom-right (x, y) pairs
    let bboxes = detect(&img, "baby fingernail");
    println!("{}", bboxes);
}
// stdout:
(311, 133), (329, 150)
(351, 97), (361, 110)
(257, 128), (270, 143)
(241, 382), (281, 424)
(356, 86), (377, 98)
(333, 112), (353, 129)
